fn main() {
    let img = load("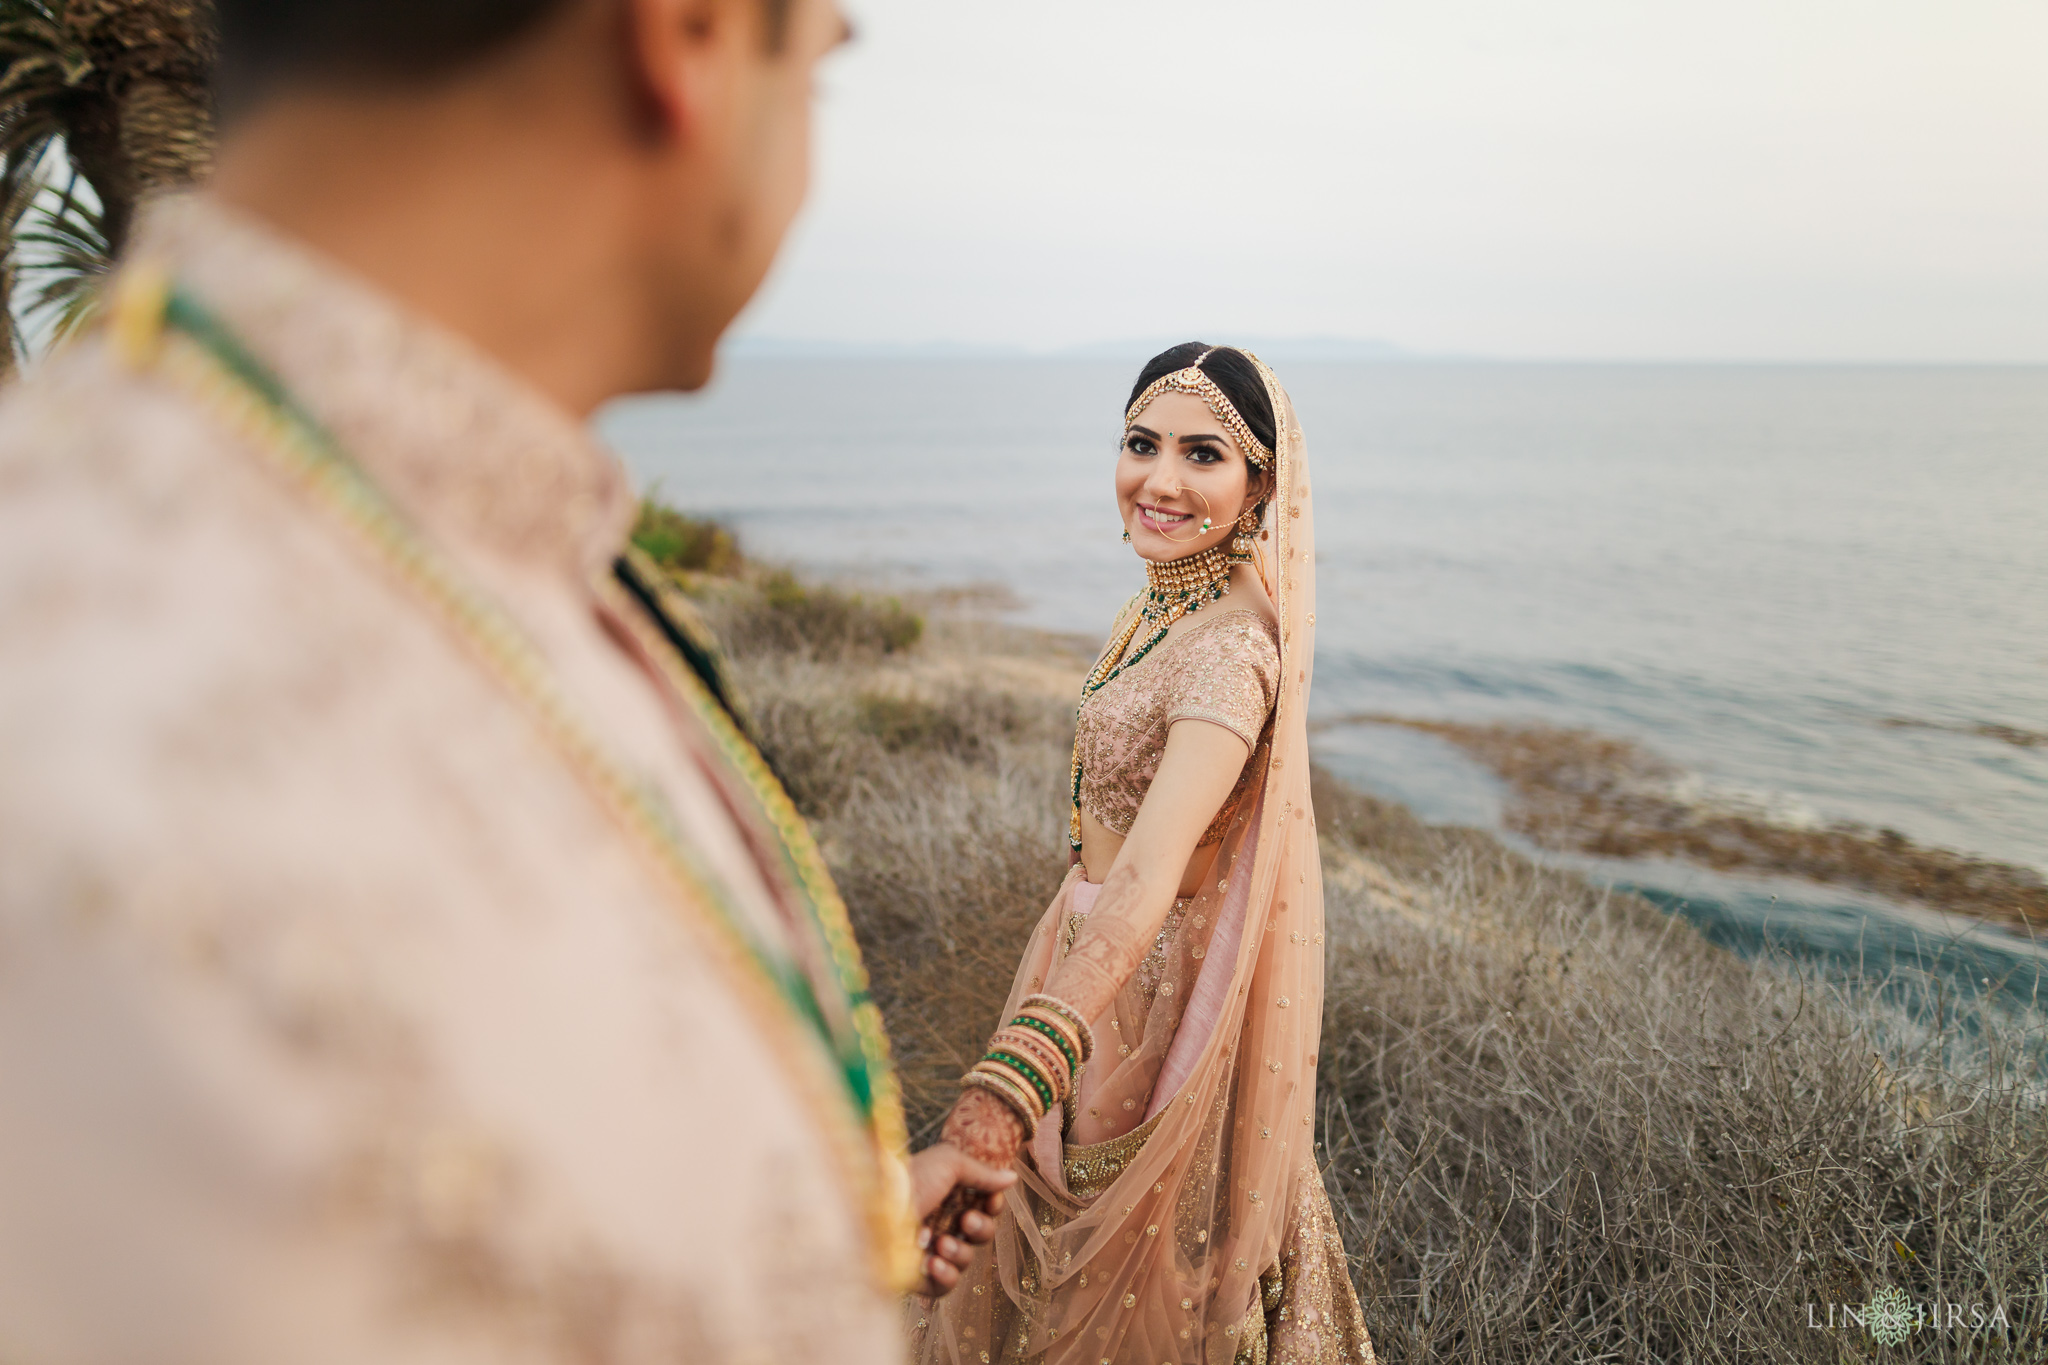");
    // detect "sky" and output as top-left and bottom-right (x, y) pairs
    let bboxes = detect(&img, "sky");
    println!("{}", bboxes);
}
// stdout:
(732, 0), (2048, 362)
